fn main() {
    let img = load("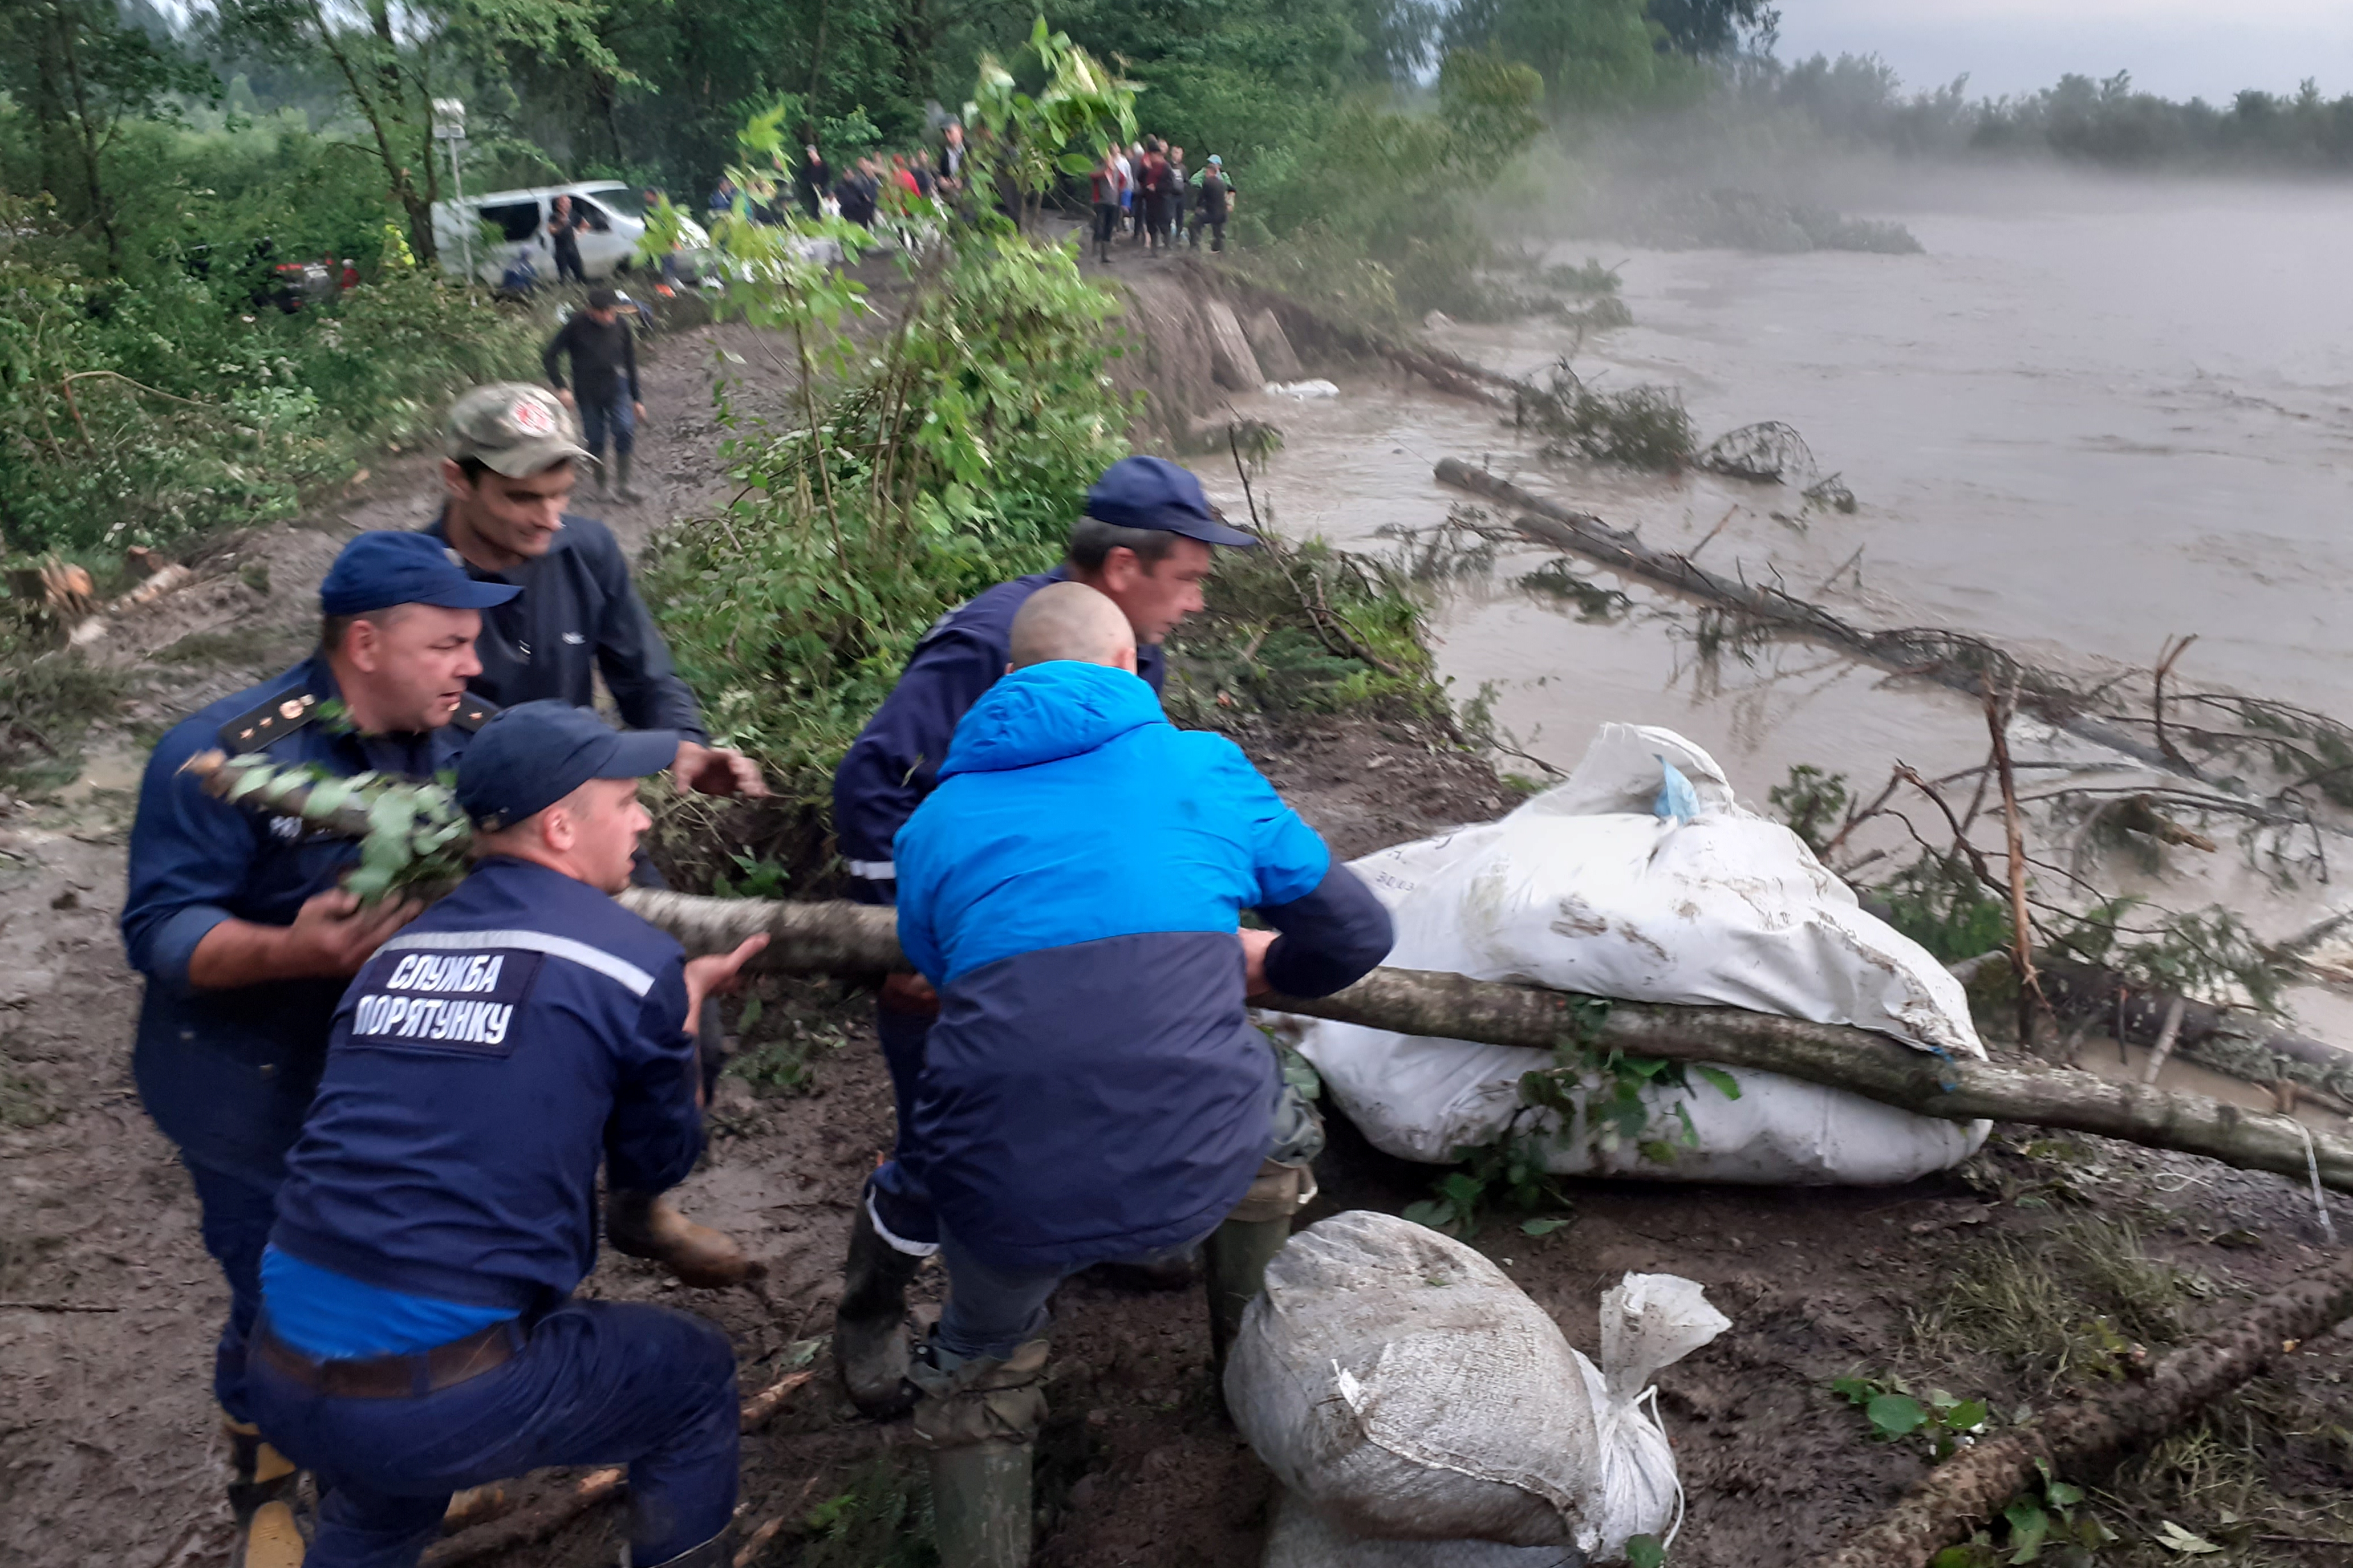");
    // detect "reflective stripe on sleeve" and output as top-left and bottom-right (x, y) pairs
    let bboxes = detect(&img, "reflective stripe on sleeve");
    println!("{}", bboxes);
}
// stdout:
(847, 860), (896, 881)
(377, 929), (655, 998)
